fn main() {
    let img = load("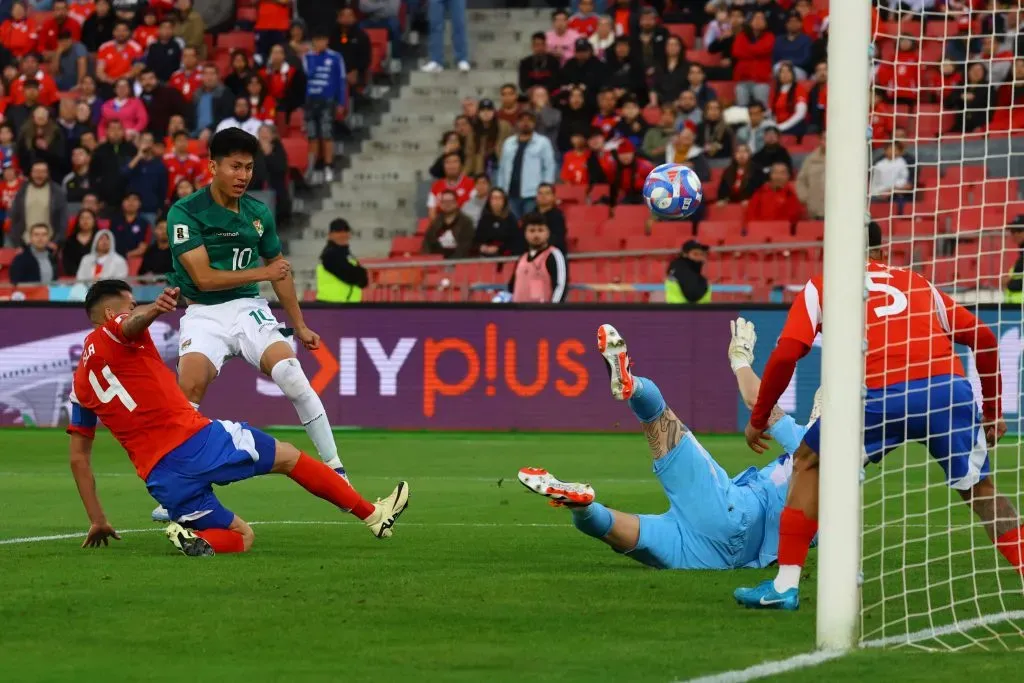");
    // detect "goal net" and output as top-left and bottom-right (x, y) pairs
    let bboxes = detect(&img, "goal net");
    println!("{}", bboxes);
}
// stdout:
(854, 2), (1024, 650)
